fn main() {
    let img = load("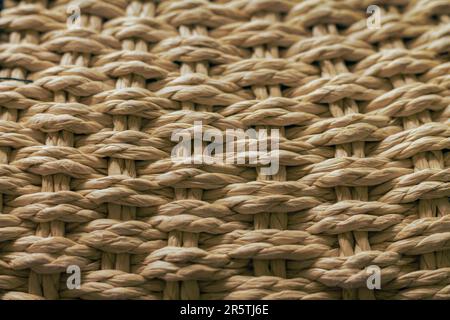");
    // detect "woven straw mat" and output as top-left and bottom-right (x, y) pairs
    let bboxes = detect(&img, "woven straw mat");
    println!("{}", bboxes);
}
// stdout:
(0, 0), (449, 300)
